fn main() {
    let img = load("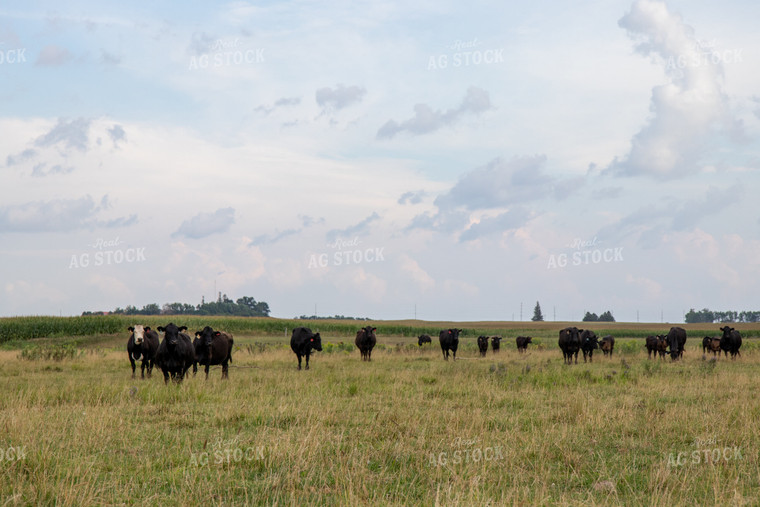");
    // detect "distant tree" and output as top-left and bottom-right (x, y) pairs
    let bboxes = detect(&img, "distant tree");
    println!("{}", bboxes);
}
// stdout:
(532, 302), (544, 322)
(583, 312), (598, 322)
(598, 311), (615, 322)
